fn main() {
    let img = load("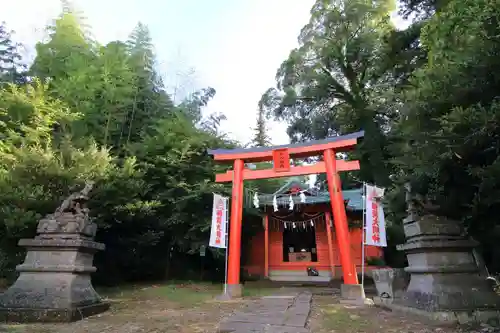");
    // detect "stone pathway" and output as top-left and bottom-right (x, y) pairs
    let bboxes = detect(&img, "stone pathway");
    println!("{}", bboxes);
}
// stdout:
(218, 291), (312, 333)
